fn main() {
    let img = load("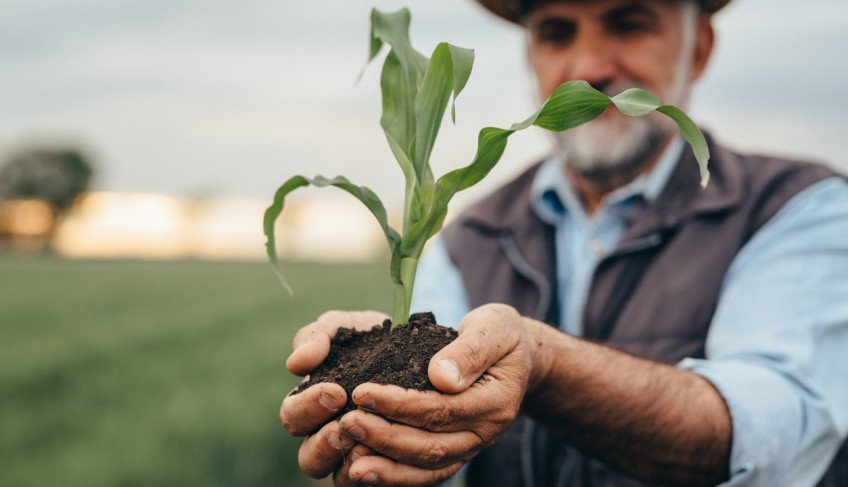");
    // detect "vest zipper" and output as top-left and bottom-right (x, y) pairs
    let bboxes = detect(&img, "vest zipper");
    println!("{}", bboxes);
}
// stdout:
(608, 232), (663, 258)
(504, 231), (664, 487)
(521, 419), (537, 487)
(498, 230), (555, 487)
(587, 231), (666, 344)
(498, 231), (552, 322)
